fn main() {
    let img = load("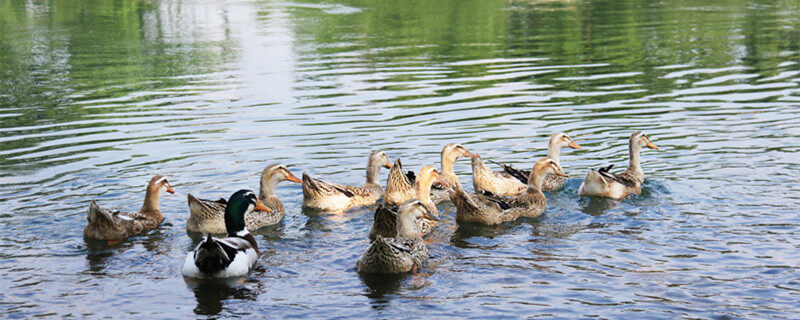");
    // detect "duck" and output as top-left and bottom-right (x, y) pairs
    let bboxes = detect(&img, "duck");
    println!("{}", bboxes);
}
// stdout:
(389, 144), (477, 204)
(370, 165), (448, 240)
(302, 150), (392, 212)
(451, 158), (567, 225)
(356, 199), (440, 274)
(472, 132), (581, 196)
(182, 189), (269, 279)
(186, 164), (301, 233)
(578, 131), (659, 199)
(84, 175), (175, 242)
